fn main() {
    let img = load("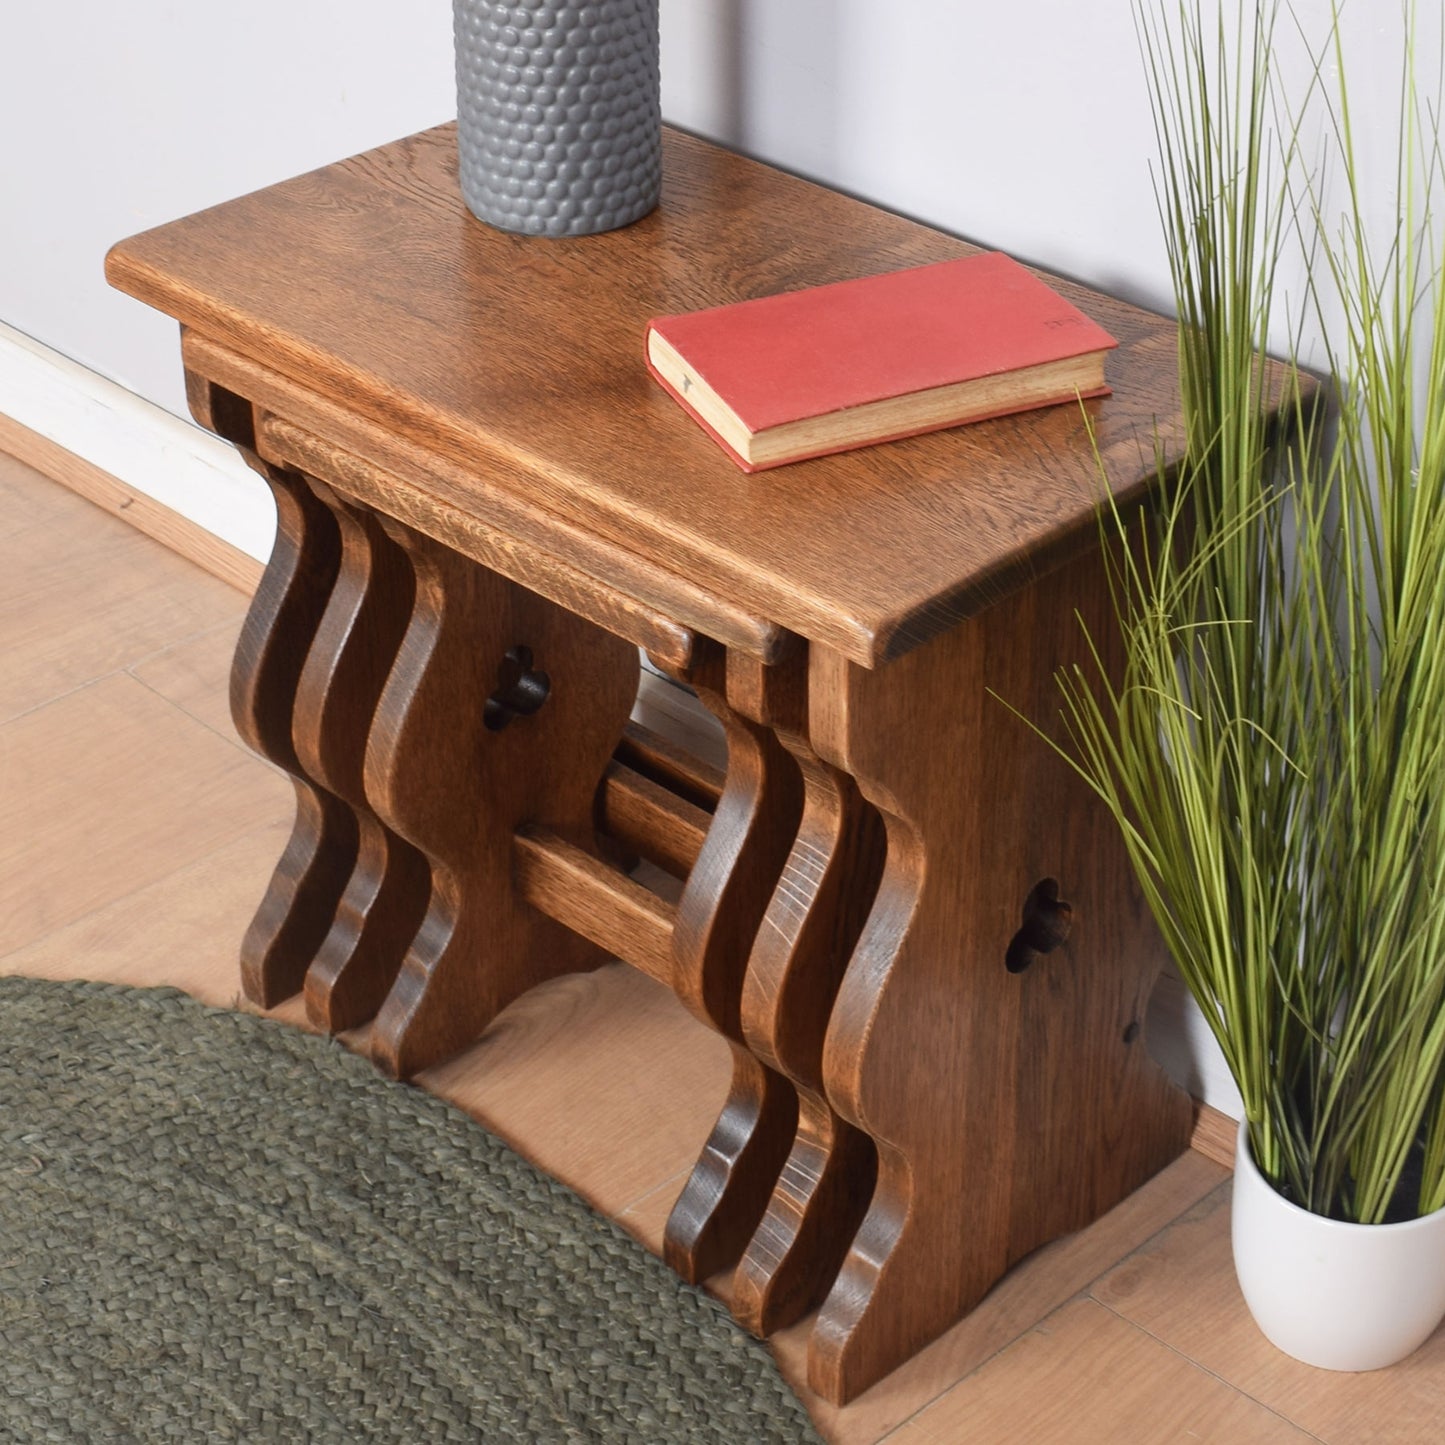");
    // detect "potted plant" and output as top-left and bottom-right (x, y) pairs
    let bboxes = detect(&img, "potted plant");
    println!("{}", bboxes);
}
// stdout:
(1034, 0), (1445, 1368)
